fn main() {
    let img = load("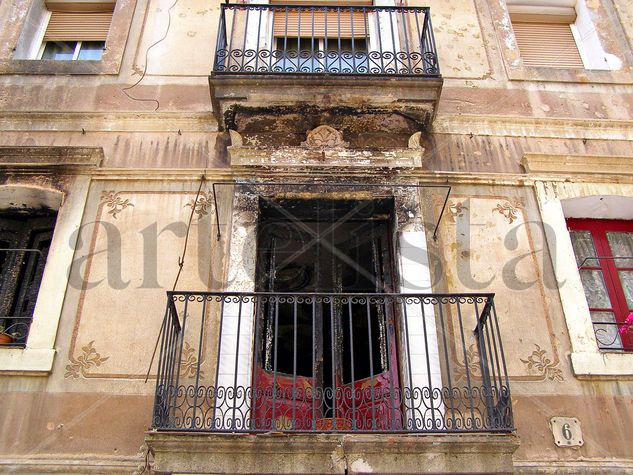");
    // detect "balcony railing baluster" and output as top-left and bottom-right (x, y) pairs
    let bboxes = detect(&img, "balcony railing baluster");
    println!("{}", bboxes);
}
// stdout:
(212, 4), (440, 77)
(152, 292), (513, 433)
